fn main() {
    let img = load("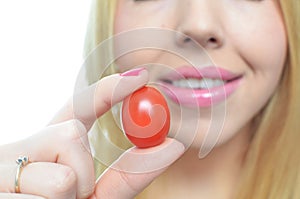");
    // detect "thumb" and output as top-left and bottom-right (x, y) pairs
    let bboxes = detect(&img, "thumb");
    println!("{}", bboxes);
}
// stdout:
(91, 138), (185, 199)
